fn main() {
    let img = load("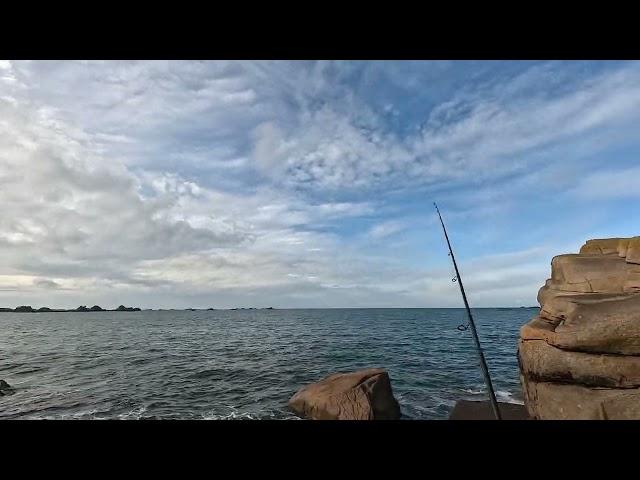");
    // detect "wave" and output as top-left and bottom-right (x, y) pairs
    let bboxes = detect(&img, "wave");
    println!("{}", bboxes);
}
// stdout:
(117, 405), (148, 420)
(496, 390), (524, 405)
(460, 387), (524, 405)
(201, 405), (301, 420)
